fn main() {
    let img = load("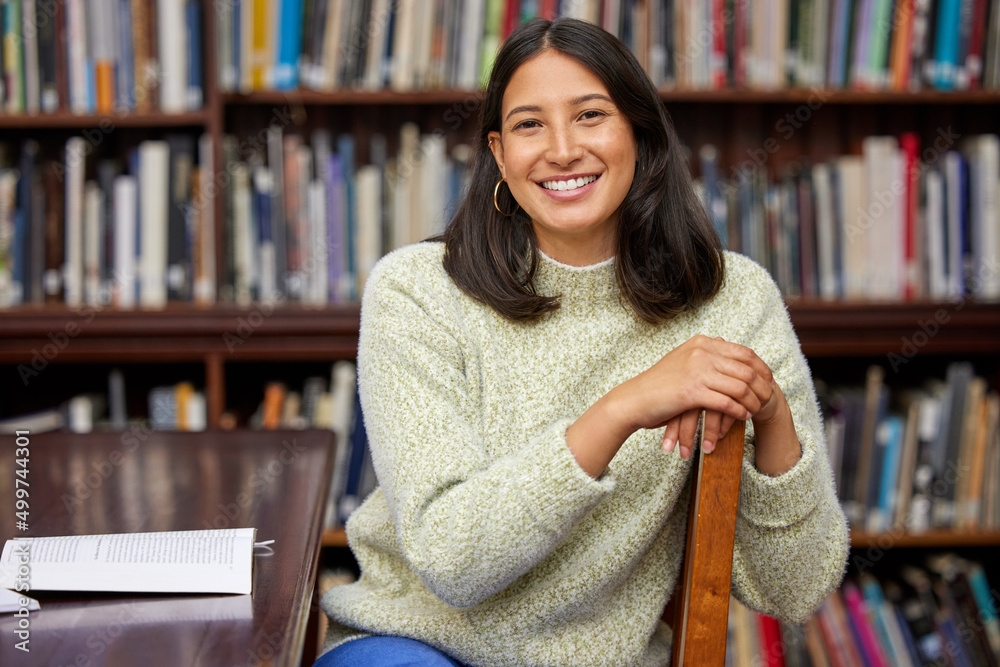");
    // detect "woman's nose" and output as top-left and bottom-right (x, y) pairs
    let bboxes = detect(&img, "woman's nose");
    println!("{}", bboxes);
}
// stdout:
(544, 127), (584, 166)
